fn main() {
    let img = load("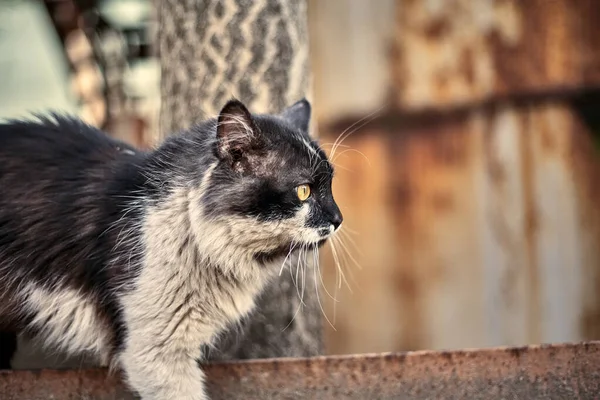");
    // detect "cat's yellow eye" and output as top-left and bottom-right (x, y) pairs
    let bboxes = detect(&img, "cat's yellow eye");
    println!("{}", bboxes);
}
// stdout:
(296, 184), (311, 201)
